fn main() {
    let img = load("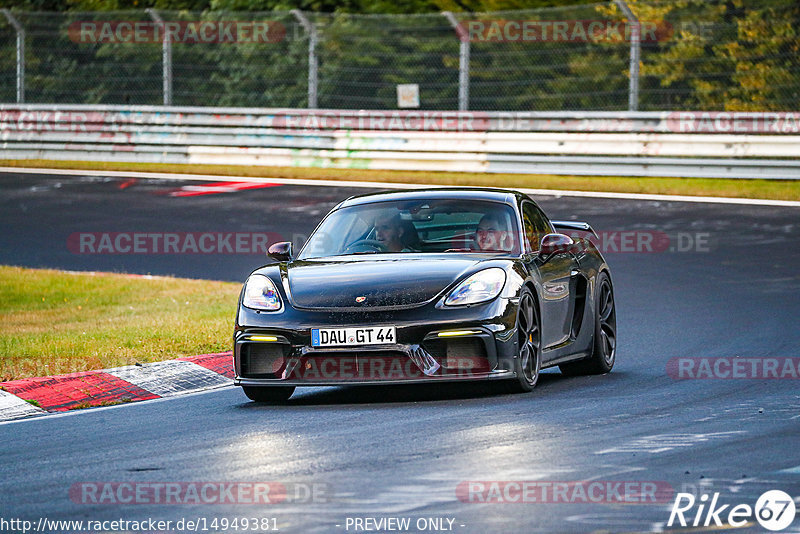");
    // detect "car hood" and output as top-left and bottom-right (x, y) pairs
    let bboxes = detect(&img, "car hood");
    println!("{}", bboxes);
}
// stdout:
(284, 255), (484, 310)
